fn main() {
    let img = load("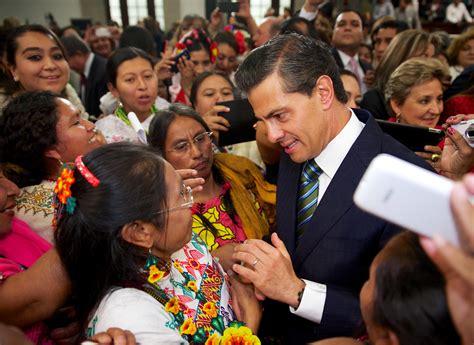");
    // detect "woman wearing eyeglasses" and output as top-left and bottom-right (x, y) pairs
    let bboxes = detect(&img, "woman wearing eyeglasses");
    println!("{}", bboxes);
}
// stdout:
(148, 103), (276, 271)
(54, 142), (262, 344)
